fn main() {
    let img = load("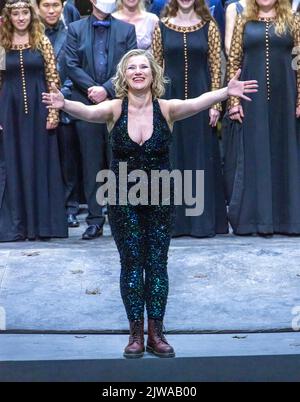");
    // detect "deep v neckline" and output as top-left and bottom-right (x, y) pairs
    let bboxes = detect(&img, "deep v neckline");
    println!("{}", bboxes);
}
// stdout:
(125, 98), (155, 147)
